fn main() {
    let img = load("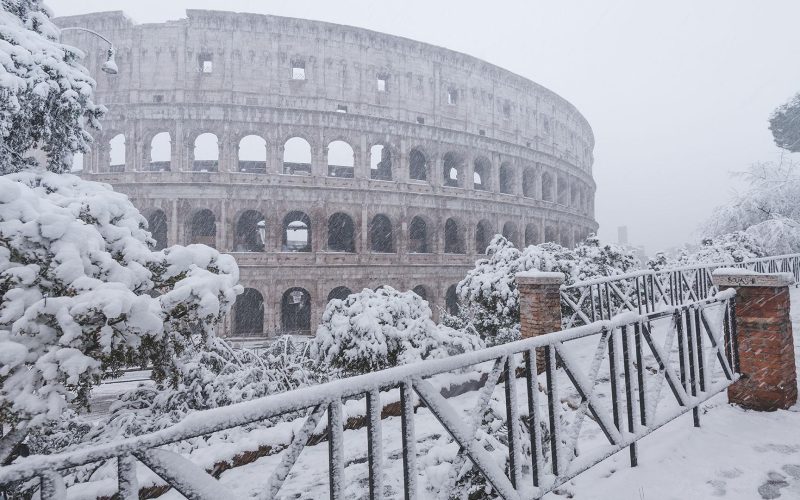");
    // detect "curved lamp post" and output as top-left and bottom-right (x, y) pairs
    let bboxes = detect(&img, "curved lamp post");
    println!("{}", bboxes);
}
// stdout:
(59, 27), (118, 75)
